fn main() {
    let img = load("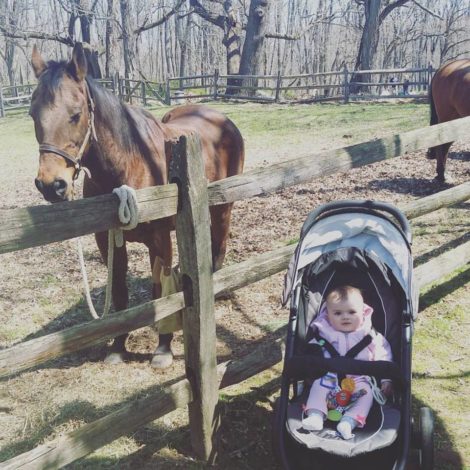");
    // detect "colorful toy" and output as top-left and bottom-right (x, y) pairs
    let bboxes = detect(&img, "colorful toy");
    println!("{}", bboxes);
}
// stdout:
(326, 377), (367, 422)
